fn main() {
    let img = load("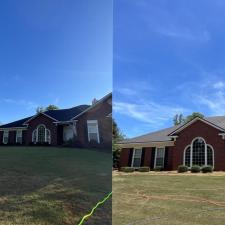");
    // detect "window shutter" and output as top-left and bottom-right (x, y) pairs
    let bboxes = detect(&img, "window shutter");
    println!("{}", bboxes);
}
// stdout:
(128, 148), (134, 167)
(164, 147), (169, 169)
(141, 148), (145, 166)
(150, 147), (156, 169)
